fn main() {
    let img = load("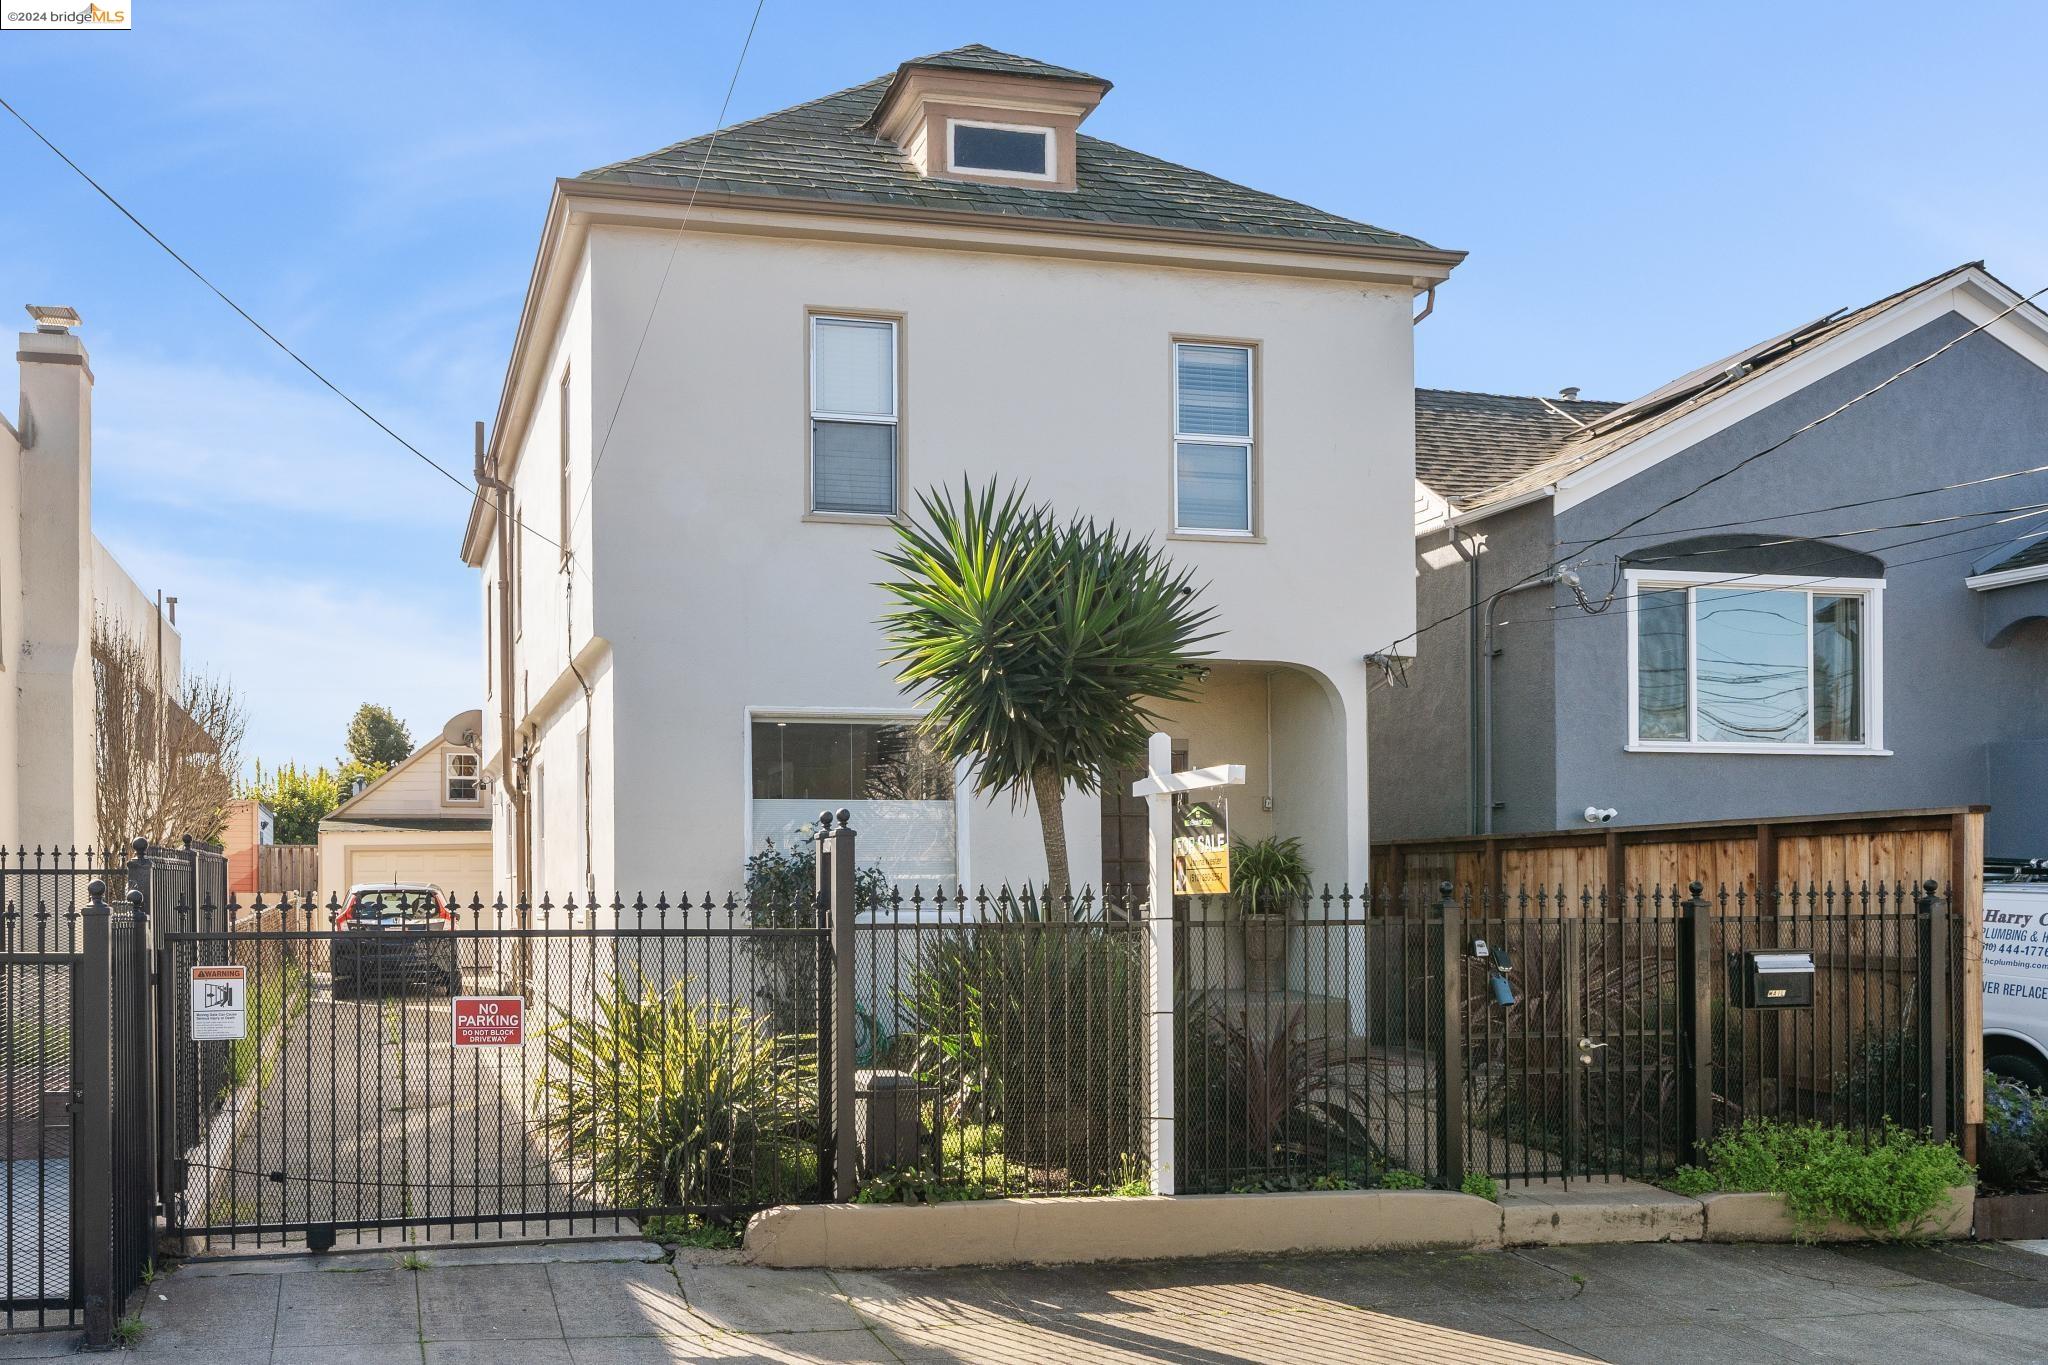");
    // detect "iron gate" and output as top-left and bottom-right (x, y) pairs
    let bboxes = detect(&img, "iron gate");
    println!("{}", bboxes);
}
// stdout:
(159, 891), (829, 1249)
